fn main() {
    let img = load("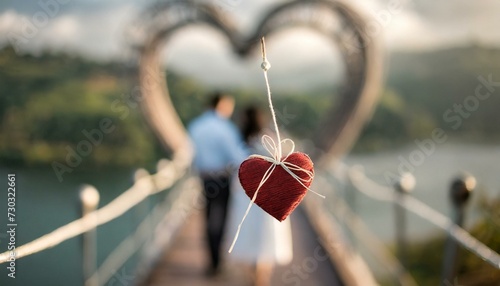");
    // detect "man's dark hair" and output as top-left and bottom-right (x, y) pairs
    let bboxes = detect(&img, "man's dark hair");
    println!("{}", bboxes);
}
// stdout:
(209, 92), (231, 109)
